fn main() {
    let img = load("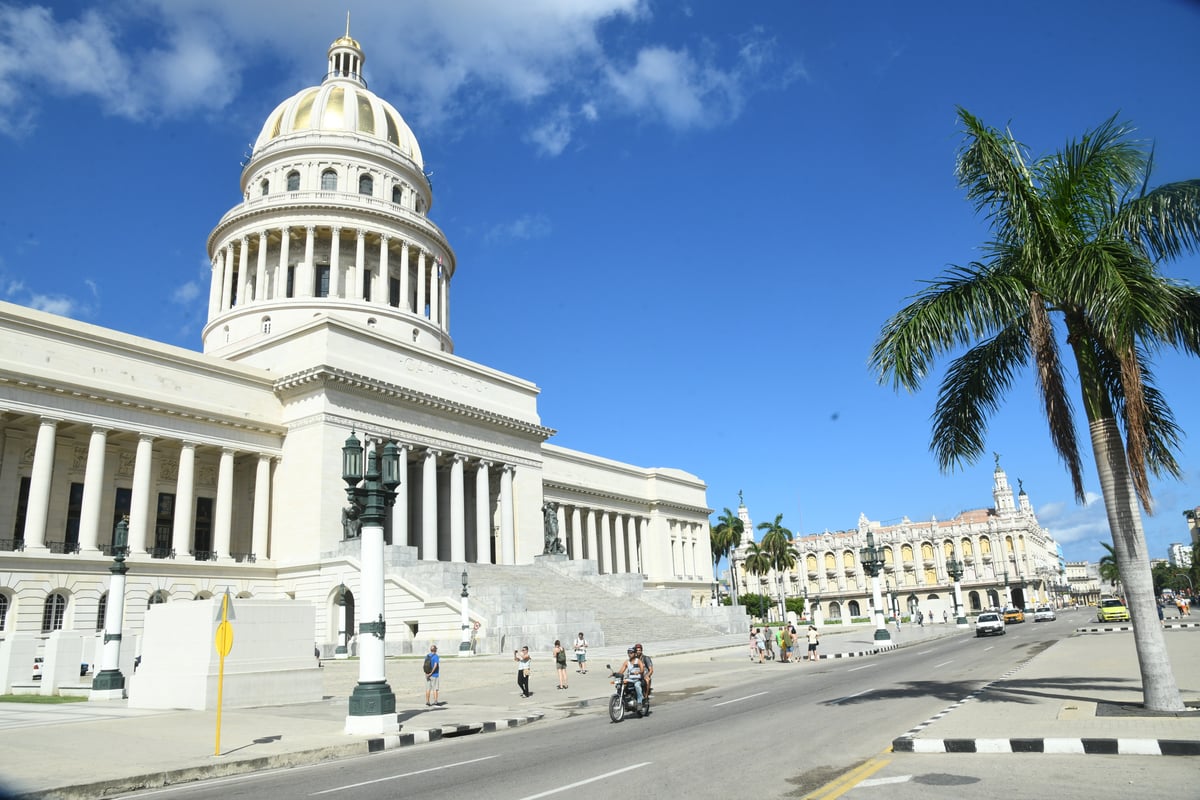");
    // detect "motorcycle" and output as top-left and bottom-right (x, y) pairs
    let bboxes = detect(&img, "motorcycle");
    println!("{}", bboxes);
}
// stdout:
(606, 664), (649, 722)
